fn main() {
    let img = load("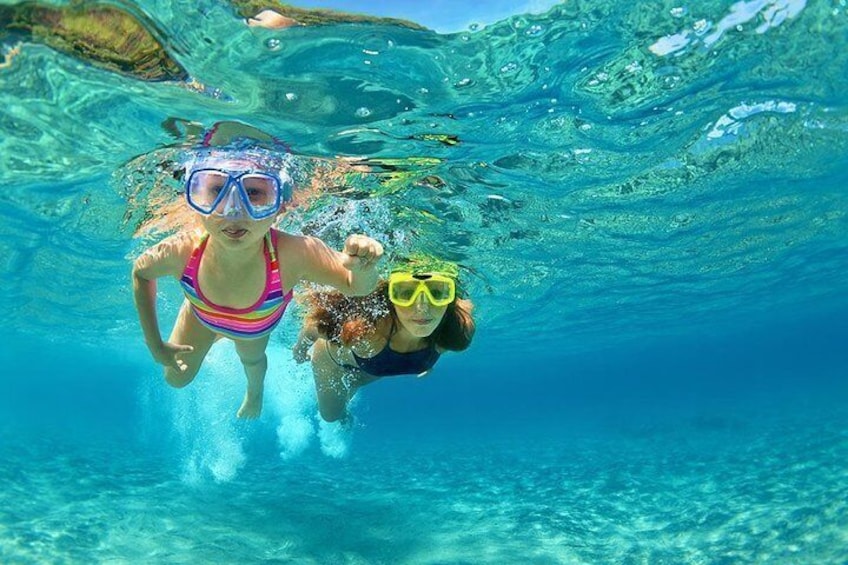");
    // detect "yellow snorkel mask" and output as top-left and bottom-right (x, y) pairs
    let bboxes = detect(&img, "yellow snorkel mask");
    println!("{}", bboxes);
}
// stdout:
(388, 254), (460, 307)
(388, 272), (456, 307)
